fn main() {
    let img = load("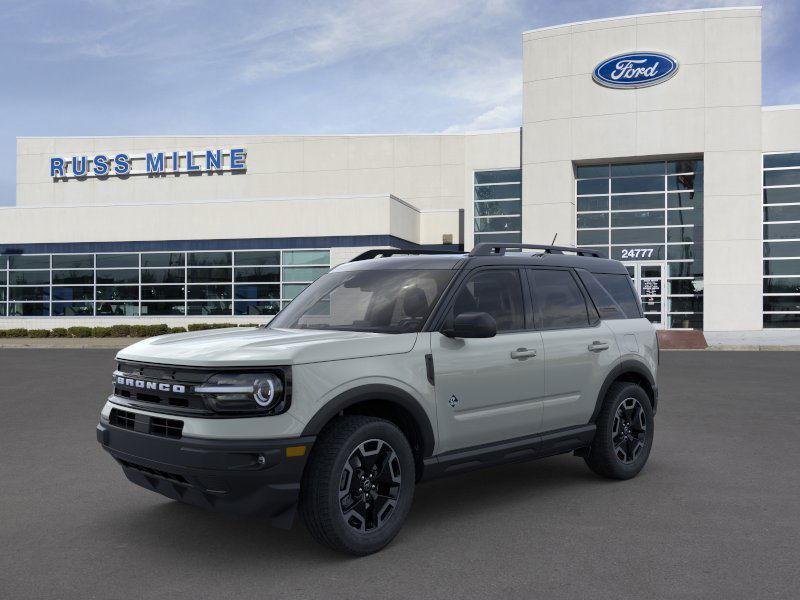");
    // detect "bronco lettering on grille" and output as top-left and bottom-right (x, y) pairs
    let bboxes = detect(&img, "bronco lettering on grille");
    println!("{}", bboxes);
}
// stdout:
(115, 376), (186, 394)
